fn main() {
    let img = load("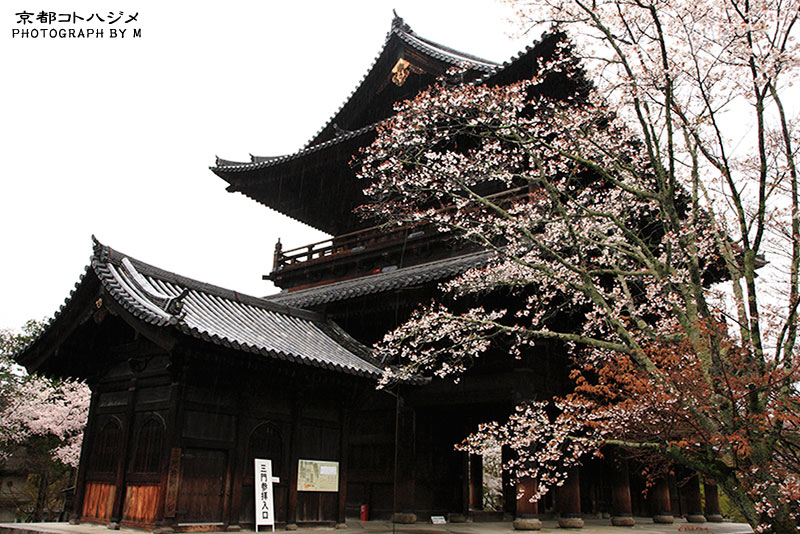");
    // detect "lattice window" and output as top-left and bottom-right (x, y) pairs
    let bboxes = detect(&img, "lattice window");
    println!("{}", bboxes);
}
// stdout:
(91, 420), (122, 473)
(132, 418), (164, 473)
(248, 424), (283, 478)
